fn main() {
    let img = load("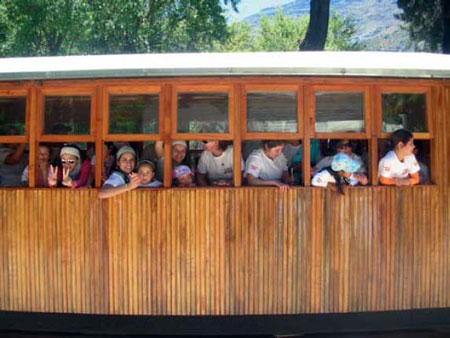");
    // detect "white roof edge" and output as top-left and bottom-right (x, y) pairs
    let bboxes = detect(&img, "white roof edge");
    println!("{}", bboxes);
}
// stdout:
(0, 51), (449, 80)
